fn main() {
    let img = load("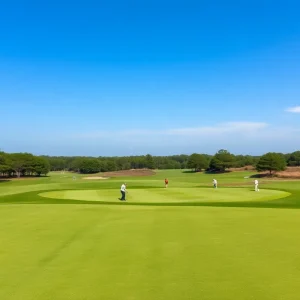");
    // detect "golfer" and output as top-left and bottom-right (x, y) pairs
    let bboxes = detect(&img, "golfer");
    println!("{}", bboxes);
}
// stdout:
(120, 183), (127, 201)
(165, 178), (169, 188)
(254, 179), (259, 192)
(213, 179), (217, 188)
